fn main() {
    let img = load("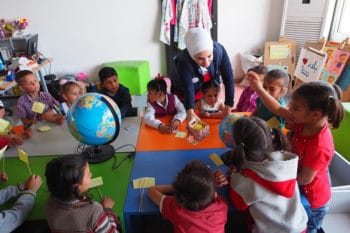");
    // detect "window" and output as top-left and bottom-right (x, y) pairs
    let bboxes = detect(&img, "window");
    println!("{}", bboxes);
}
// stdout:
(330, 0), (350, 41)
